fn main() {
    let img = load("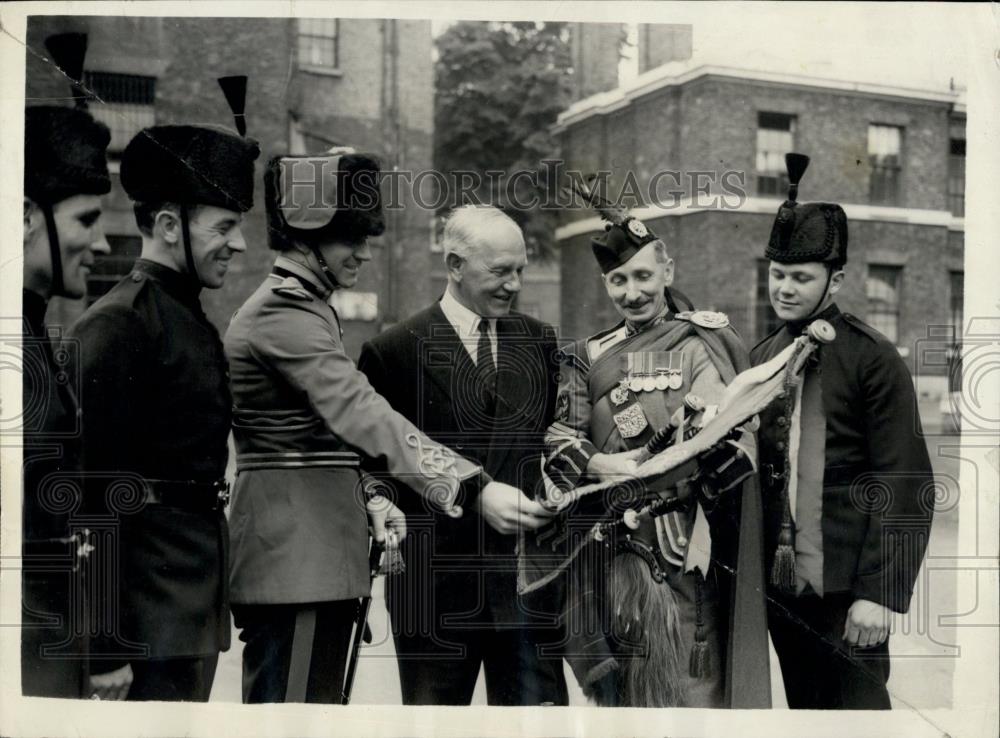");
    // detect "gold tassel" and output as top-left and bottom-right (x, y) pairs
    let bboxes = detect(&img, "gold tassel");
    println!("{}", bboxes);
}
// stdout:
(770, 521), (796, 592)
